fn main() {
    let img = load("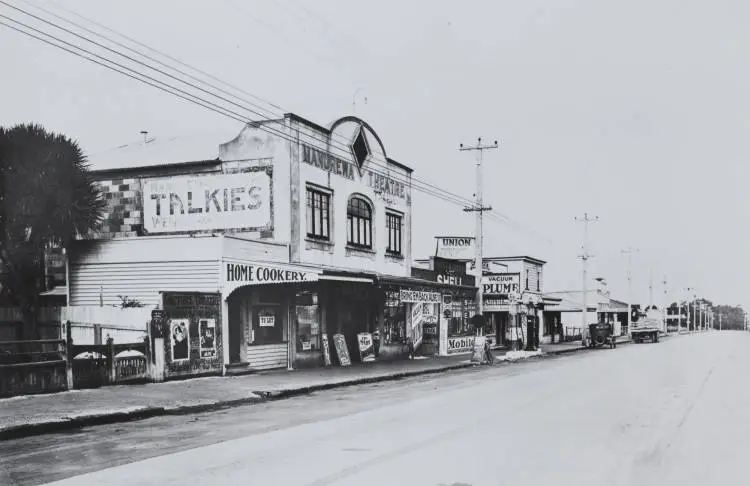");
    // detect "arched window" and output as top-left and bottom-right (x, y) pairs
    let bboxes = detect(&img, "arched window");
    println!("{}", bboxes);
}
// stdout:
(347, 196), (372, 248)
